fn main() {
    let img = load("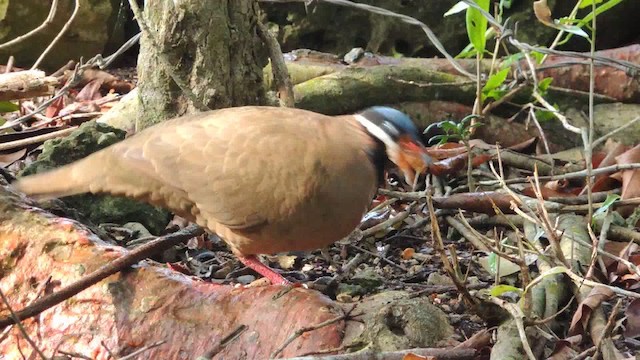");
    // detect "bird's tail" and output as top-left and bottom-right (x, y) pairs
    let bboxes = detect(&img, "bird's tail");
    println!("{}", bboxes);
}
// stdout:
(12, 155), (104, 200)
